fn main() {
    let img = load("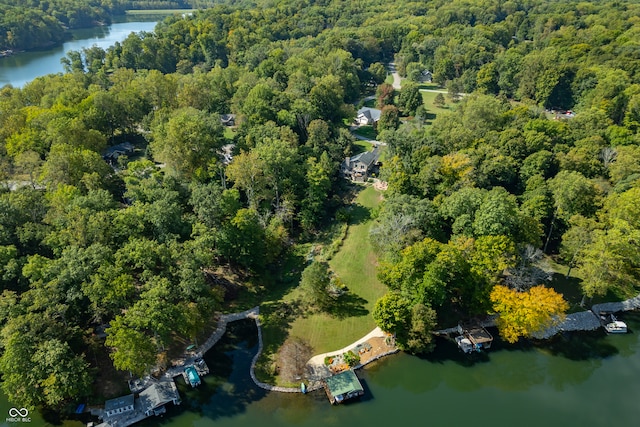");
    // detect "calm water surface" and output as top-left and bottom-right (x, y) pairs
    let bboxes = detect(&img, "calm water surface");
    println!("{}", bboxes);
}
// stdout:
(1, 316), (640, 427)
(0, 19), (158, 87)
